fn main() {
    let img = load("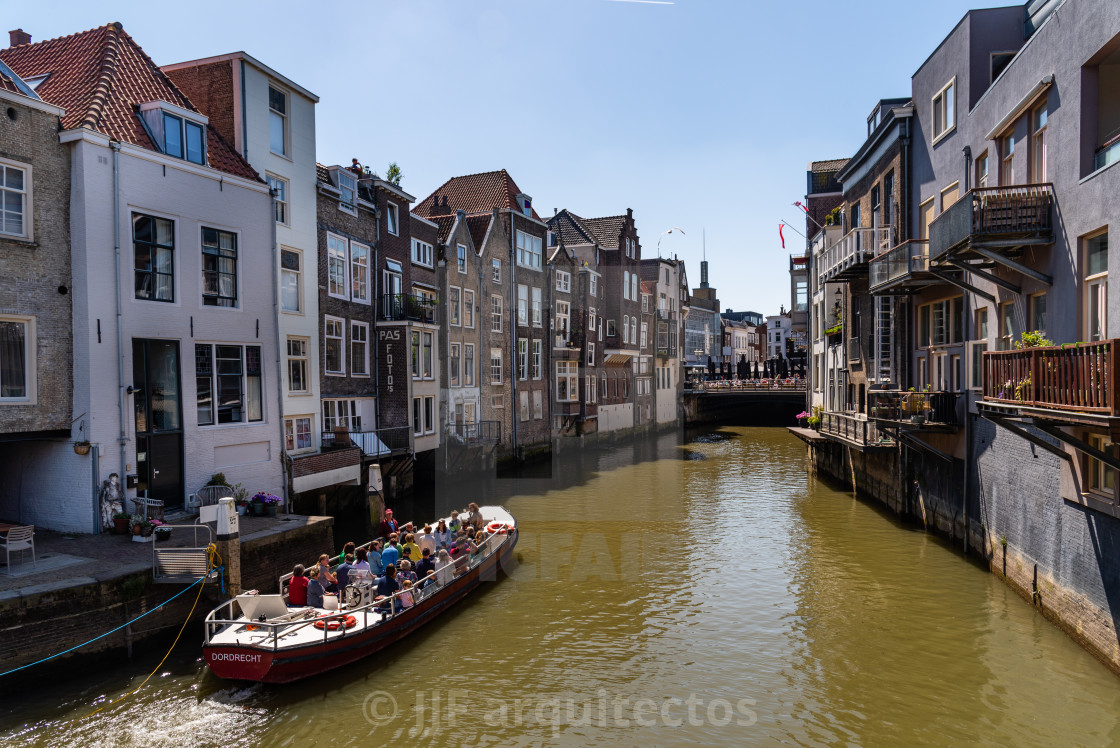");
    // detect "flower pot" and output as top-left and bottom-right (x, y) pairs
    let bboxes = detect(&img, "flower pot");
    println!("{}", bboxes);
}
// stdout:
(112, 517), (129, 535)
(154, 528), (171, 541)
(74, 442), (91, 456)
(141, 524), (154, 537)
(265, 504), (278, 517)
(132, 524), (141, 536)
(132, 533), (154, 543)
(236, 504), (247, 516)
